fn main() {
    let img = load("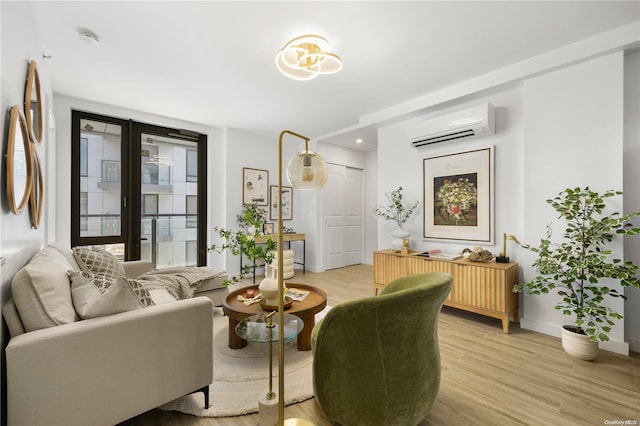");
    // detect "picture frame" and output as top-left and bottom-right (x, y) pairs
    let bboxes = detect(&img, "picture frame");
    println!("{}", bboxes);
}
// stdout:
(423, 146), (494, 243)
(242, 167), (269, 205)
(270, 185), (293, 220)
(263, 222), (274, 235)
